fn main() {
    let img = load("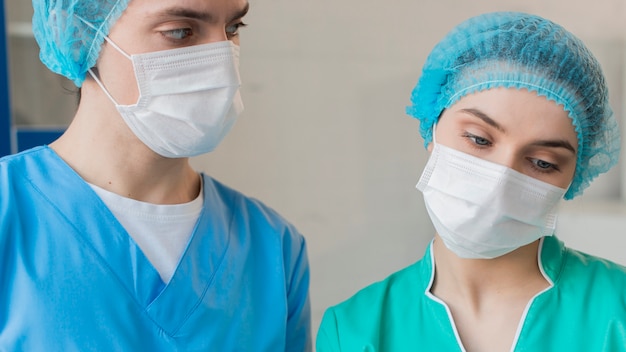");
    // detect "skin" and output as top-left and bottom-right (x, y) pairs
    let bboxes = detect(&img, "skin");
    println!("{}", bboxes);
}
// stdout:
(428, 87), (578, 352)
(50, 0), (249, 204)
